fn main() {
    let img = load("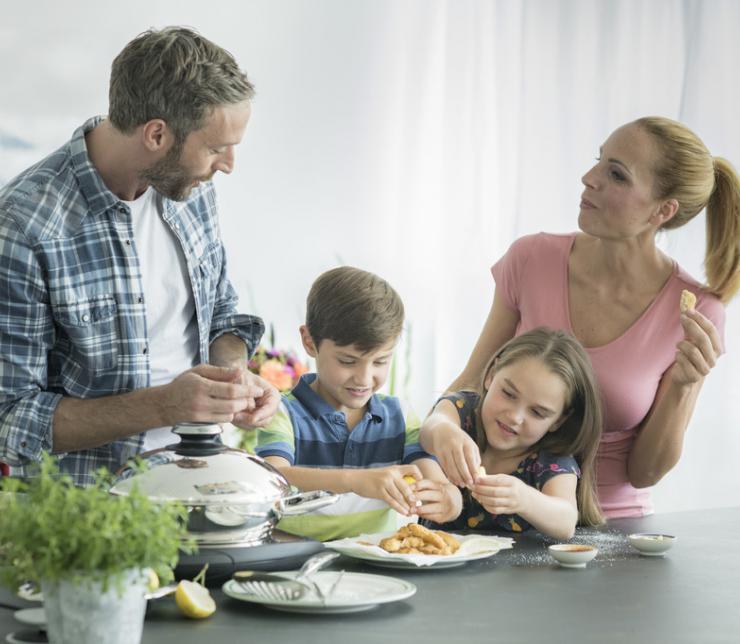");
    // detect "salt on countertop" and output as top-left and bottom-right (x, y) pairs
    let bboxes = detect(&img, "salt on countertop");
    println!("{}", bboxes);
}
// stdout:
(506, 527), (635, 567)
